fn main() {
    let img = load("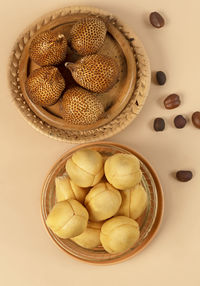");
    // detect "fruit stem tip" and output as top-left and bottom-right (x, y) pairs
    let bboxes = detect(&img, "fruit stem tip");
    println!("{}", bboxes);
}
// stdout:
(65, 62), (69, 68)
(65, 62), (74, 71)
(55, 34), (65, 43)
(58, 34), (65, 39)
